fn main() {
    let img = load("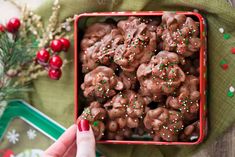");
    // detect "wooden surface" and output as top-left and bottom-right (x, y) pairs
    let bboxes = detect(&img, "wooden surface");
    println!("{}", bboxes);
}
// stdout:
(193, 124), (235, 157)
(193, 1), (235, 157)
